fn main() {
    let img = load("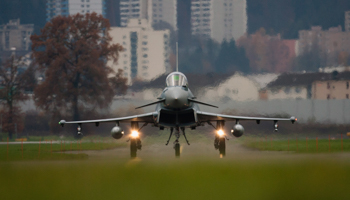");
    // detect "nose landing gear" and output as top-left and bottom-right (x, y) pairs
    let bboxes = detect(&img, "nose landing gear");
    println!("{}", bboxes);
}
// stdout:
(166, 127), (190, 157)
